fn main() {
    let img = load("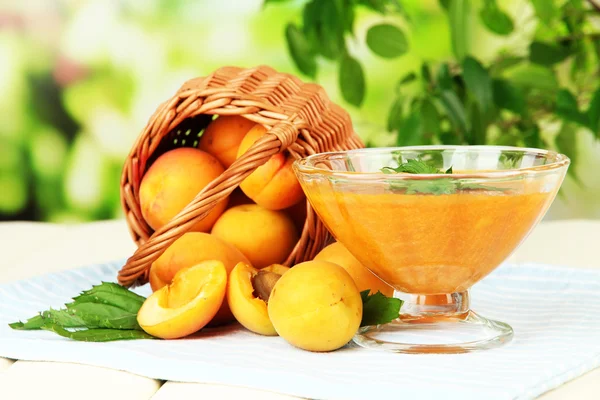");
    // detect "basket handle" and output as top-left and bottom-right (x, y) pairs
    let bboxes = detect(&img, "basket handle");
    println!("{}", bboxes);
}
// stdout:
(118, 119), (303, 287)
